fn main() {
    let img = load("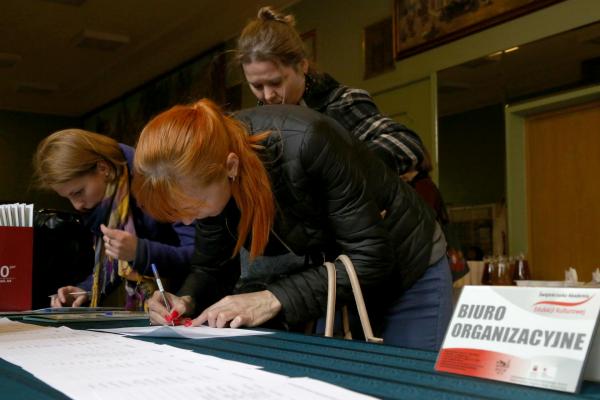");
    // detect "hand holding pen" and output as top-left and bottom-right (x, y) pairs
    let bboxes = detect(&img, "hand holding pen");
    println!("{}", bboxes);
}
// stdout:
(50, 286), (90, 308)
(150, 263), (179, 326)
(146, 292), (195, 327)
